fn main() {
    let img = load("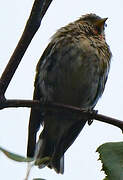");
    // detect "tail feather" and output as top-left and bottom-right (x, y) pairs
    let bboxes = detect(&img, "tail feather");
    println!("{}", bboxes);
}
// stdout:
(36, 136), (64, 174)
(51, 119), (87, 163)
(50, 155), (64, 174)
(35, 112), (87, 174)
